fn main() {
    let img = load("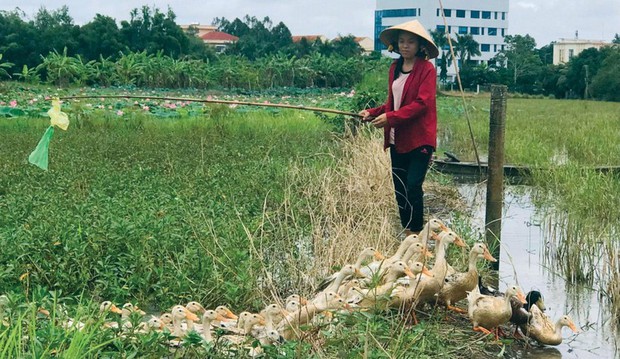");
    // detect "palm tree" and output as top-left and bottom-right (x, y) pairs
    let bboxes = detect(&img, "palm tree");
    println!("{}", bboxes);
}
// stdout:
(430, 29), (453, 83)
(454, 34), (481, 69)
